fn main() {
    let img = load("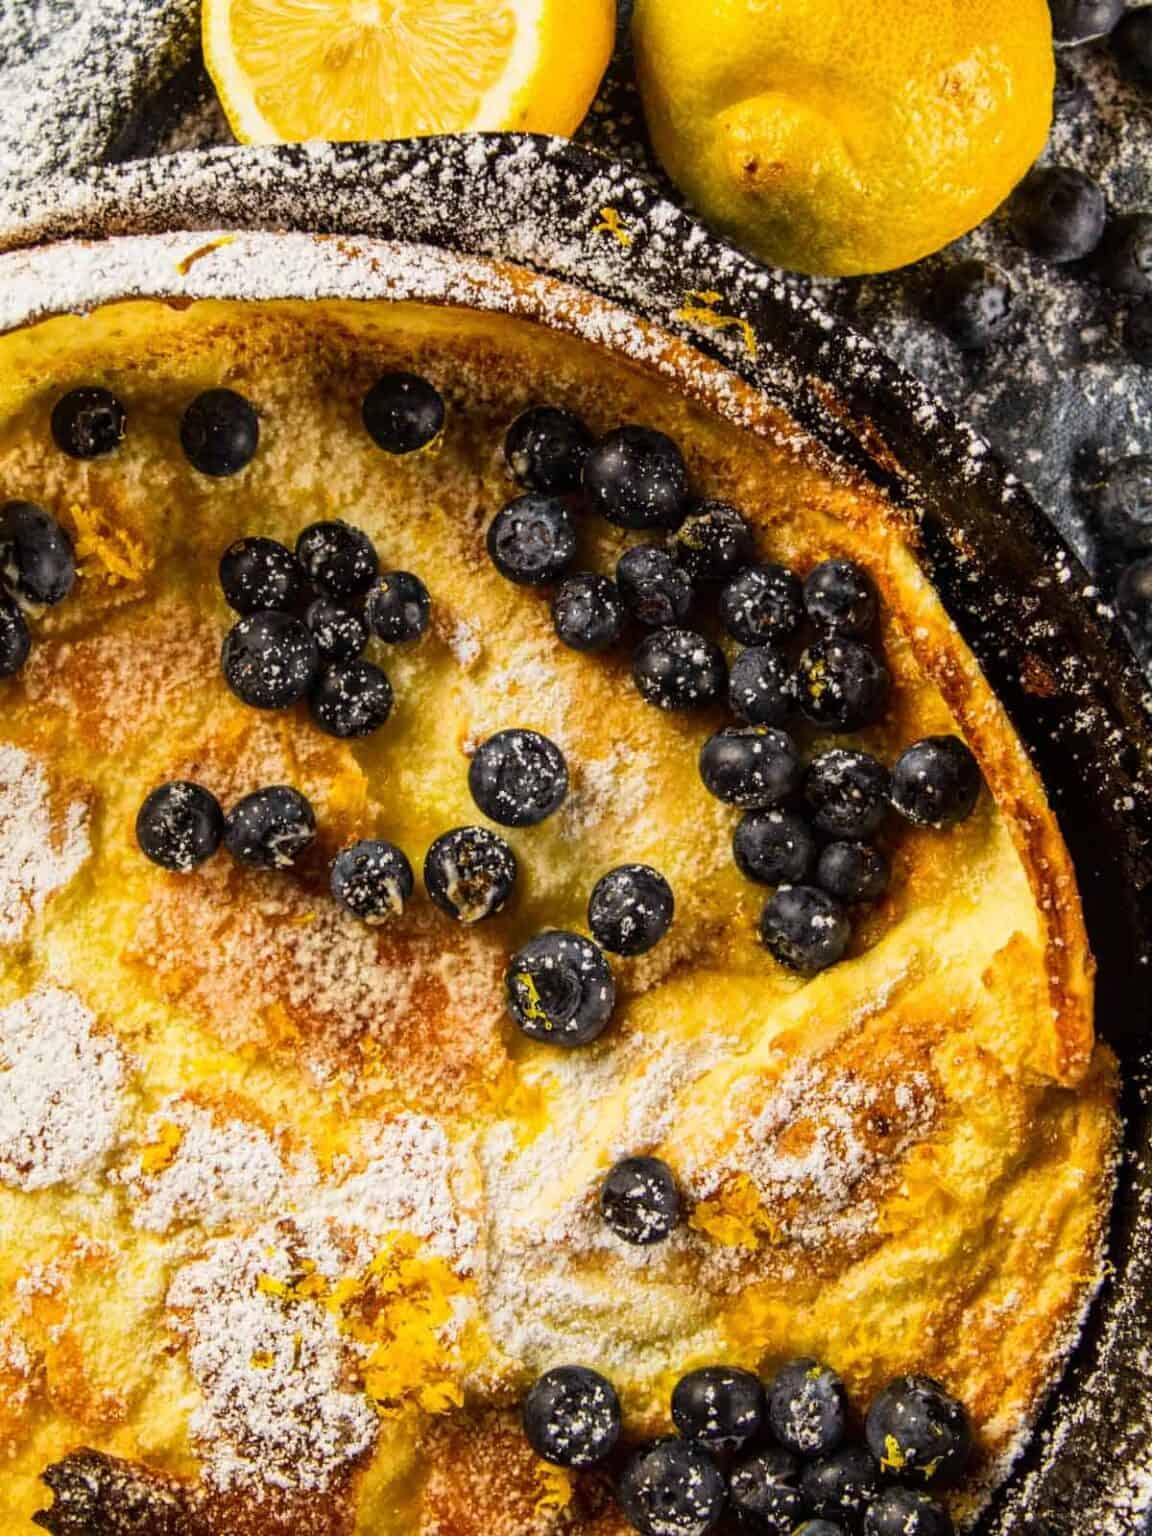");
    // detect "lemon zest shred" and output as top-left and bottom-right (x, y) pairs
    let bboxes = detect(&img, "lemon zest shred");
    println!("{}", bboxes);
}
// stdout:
(513, 971), (550, 1025)
(674, 291), (759, 360)
(176, 234), (236, 275)
(533, 1460), (576, 1514)
(594, 206), (633, 248)
(70, 503), (153, 585)
(881, 1434), (907, 1472)
(138, 1120), (184, 1174)
(250, 1349), (276, 1369)
(689, 1174), (778, 1249)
